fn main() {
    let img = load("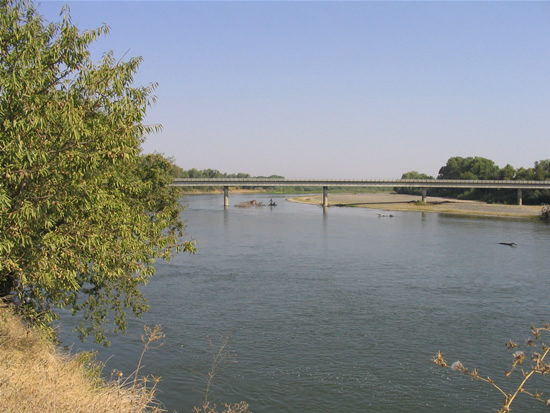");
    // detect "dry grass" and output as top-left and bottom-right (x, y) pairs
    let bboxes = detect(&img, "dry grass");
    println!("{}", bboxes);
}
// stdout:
(192, 335), (252, 413)
(0, 304), (252, 413)
(0, 305), (164, 413)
